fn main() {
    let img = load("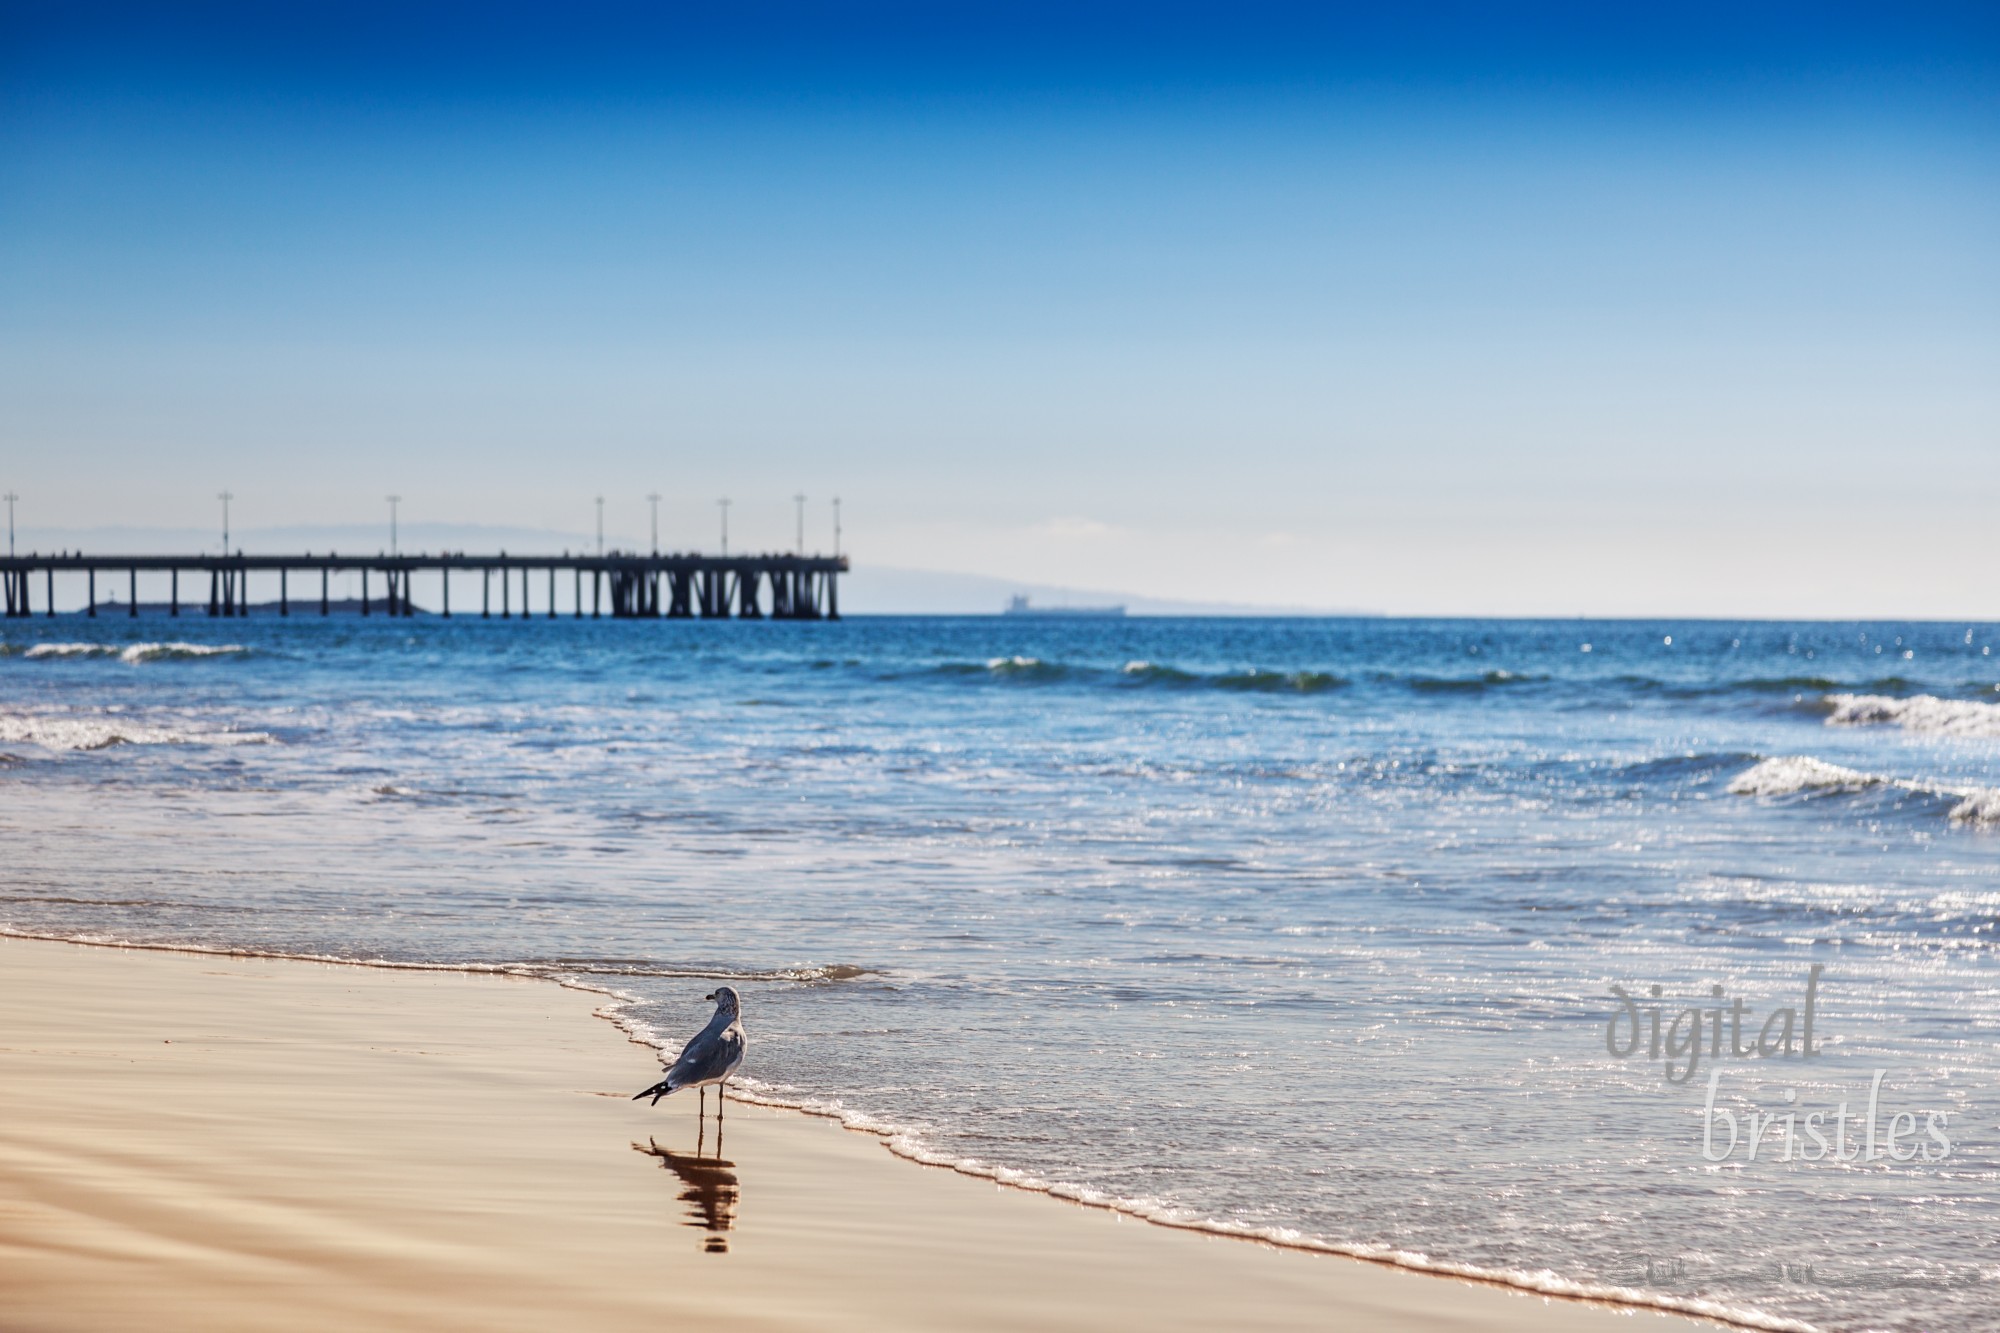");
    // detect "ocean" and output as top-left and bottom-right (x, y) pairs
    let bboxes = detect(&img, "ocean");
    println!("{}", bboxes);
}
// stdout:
(3, 614), (1996, 1332)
